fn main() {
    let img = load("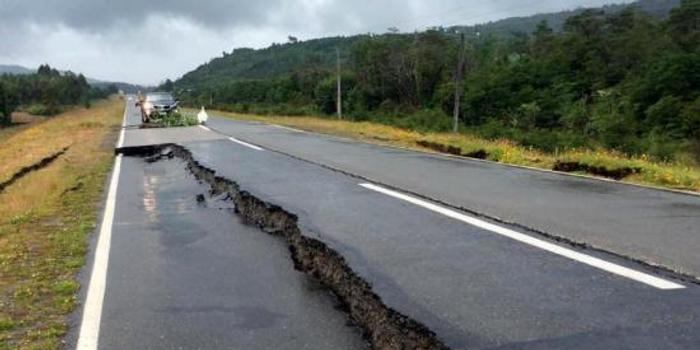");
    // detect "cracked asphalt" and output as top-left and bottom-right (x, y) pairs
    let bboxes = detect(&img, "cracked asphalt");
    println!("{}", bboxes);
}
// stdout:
(95, 155), (367, 350)
(71, 99), (700, 349)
